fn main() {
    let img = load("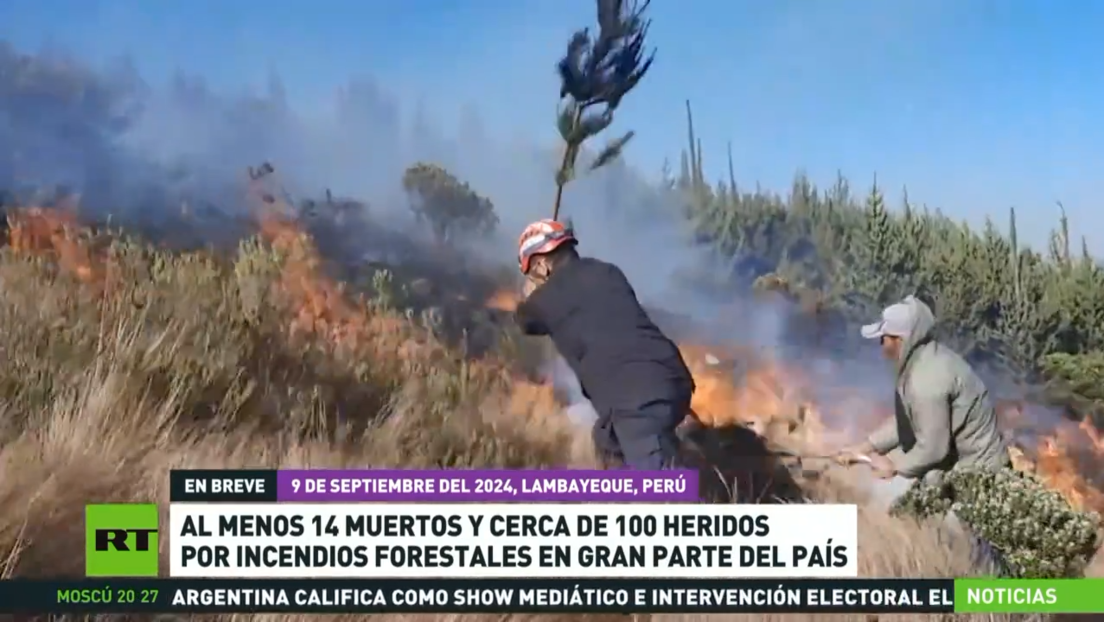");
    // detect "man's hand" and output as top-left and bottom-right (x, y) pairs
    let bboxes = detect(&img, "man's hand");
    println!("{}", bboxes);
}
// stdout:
(521, 277), (540, 299)
(833, 442), (875, 467)
(867, 453), (897, 480)
(833, 451), (868, 467)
